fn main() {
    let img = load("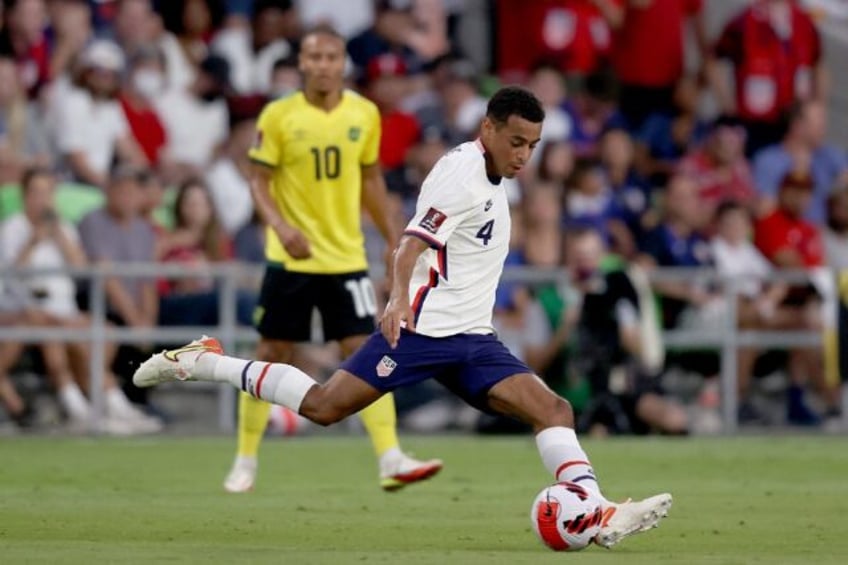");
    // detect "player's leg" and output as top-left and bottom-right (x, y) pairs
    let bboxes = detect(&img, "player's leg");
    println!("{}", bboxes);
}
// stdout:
(325, 271), (442, 490)
(456, 336), (670, 548)
(224, 265), (313, 492)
